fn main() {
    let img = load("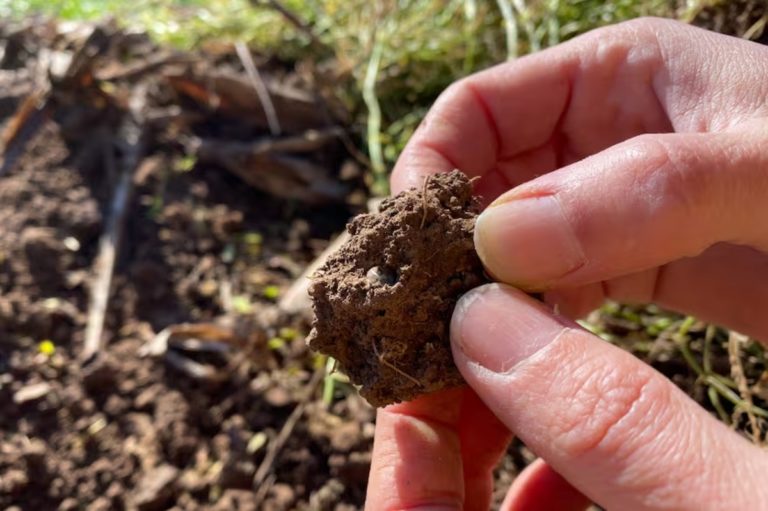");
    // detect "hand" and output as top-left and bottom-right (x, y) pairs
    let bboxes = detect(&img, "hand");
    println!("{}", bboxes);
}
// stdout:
(366, 18), (768, 510)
